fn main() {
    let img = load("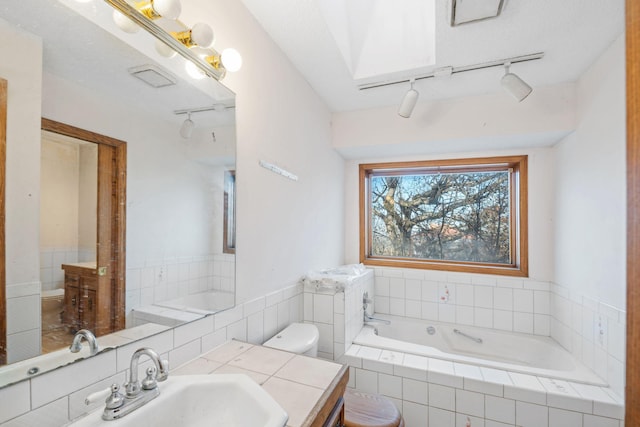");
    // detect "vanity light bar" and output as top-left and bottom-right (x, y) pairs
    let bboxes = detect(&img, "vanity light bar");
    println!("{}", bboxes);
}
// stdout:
(358, 52), (544, 90)
(103, 0), (226, 80)
(259, 160), (298, 182)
